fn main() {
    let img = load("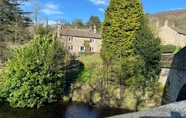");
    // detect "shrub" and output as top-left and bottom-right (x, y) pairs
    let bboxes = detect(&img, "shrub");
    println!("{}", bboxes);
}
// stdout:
(0, 35), (70, 108)
(160, 45), (176, 53)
